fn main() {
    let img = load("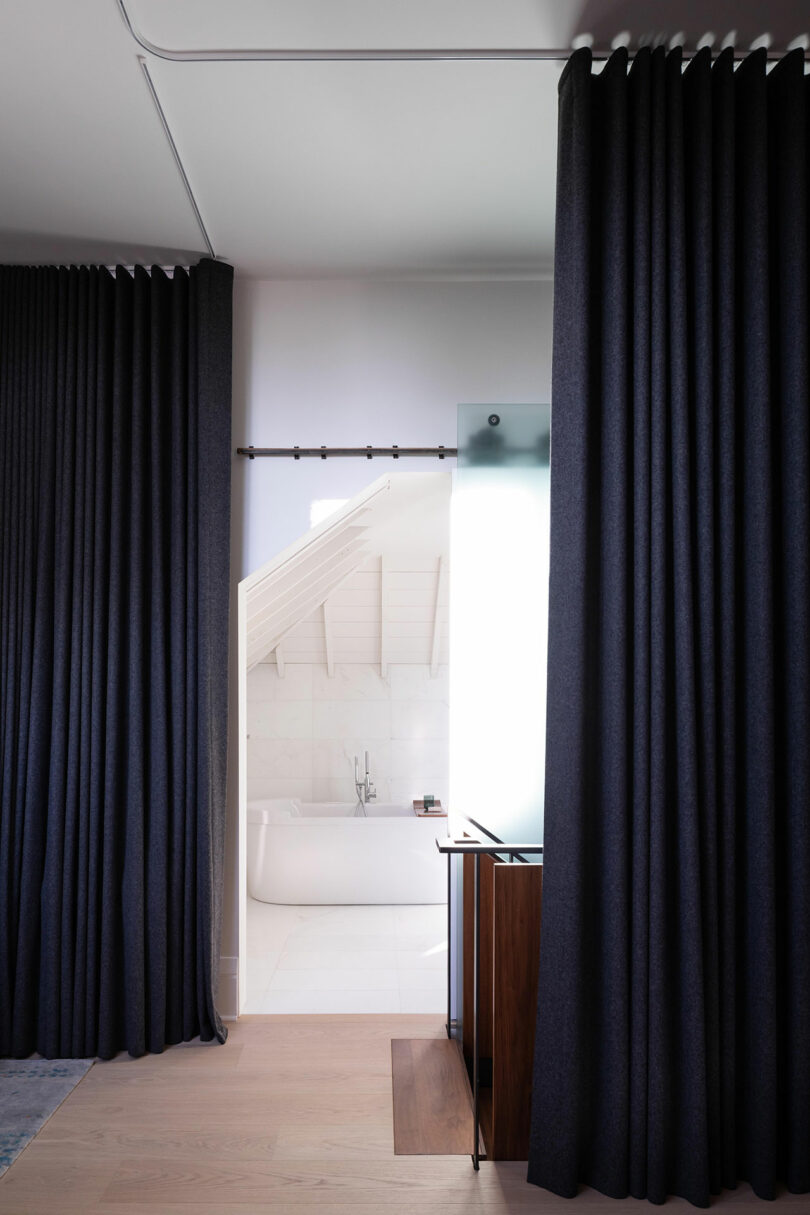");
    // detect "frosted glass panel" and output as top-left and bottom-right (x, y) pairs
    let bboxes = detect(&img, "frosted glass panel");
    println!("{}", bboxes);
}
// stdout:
(449, 404), (550, 847)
